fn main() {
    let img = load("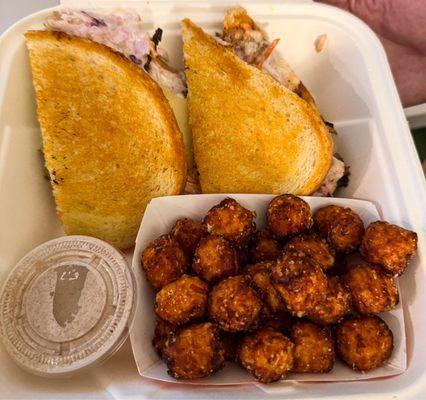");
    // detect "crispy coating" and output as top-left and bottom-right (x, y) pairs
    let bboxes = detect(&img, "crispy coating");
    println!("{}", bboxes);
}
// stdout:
(344, 264), (399, 315)
(290, 321), (335, 373)
(285, 233), (335, 271)
(243, 261), (286, 313)
(360, 221), (418, 276)
(203, 198), (256, 247)
(171, 218), (205, 255)
(141, 234), (189, 290)
(272, 249), (328, 317)
(152, 319), (176, 358)
(155, 275), (209, 325)
(193, 235), (239, 283)
(242, 261), (273, 276)
(248, 230), (281, 263)
(266, 194), (313, 239)
(336, 315), (393, 372)
(314, 205), (364, 253)
(308, 276), (351, 325)
(208, 275), (263, 332)
(238, 327), (294, 383)
(163, 322), (225, 379)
